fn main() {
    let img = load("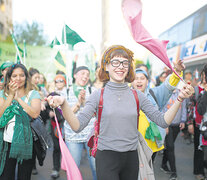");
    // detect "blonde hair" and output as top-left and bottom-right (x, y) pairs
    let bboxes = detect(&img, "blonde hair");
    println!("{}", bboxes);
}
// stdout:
(99, 45), (135, 83)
